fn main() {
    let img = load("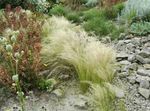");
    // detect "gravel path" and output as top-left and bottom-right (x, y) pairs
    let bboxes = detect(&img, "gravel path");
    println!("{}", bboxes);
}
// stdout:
(114, 35), (150, 111)
(0, 80), (91, 111)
